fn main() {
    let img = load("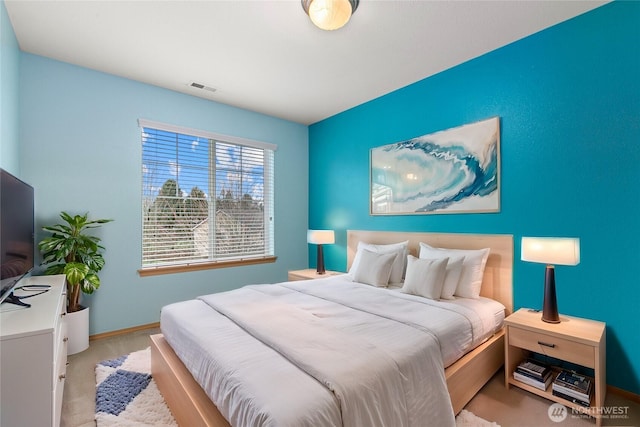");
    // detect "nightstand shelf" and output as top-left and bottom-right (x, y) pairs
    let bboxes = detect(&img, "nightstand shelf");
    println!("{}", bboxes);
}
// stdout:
(511, 366), (595, 405)
(505, 308), (606, 426)
(288, 269), (341, 281)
